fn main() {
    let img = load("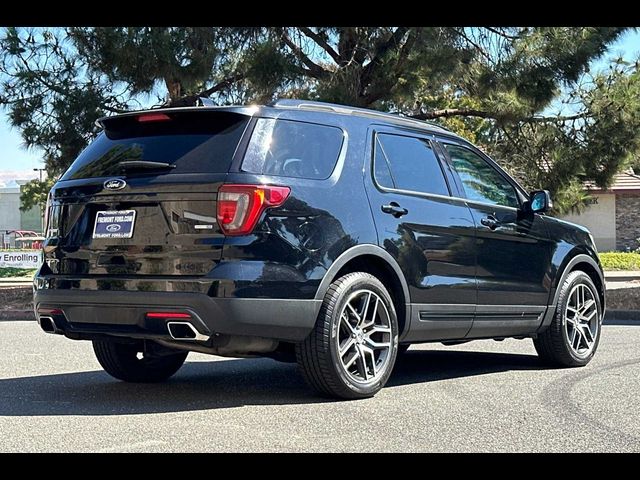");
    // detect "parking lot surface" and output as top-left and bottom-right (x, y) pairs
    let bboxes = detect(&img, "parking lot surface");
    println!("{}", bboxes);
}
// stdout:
(1, 321), (638, 452)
